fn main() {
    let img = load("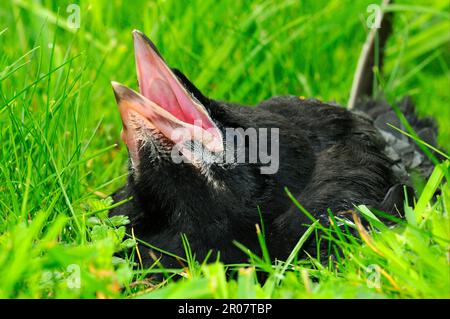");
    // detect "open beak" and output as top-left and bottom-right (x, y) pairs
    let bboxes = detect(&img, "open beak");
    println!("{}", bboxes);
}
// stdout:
(111, 30), (223, 162)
